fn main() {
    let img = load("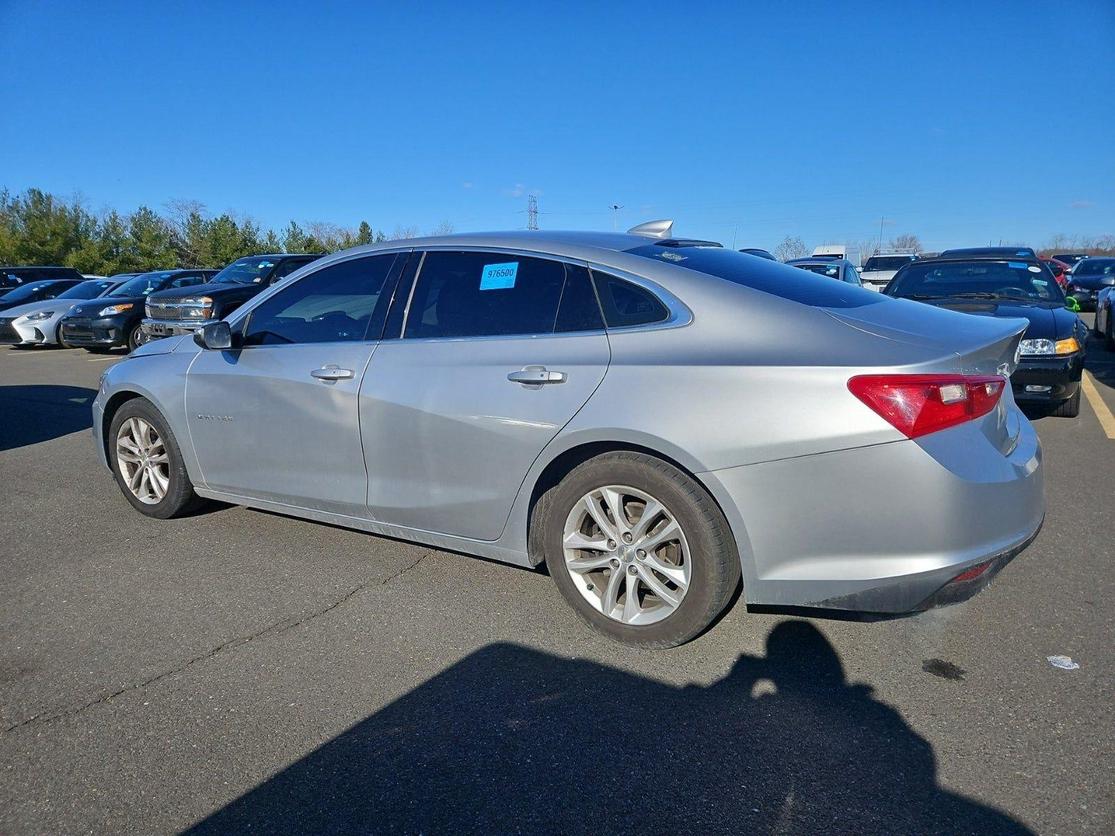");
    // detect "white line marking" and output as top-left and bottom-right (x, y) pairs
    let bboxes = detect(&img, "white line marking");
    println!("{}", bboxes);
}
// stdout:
(1081, 371), (1115, 440)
